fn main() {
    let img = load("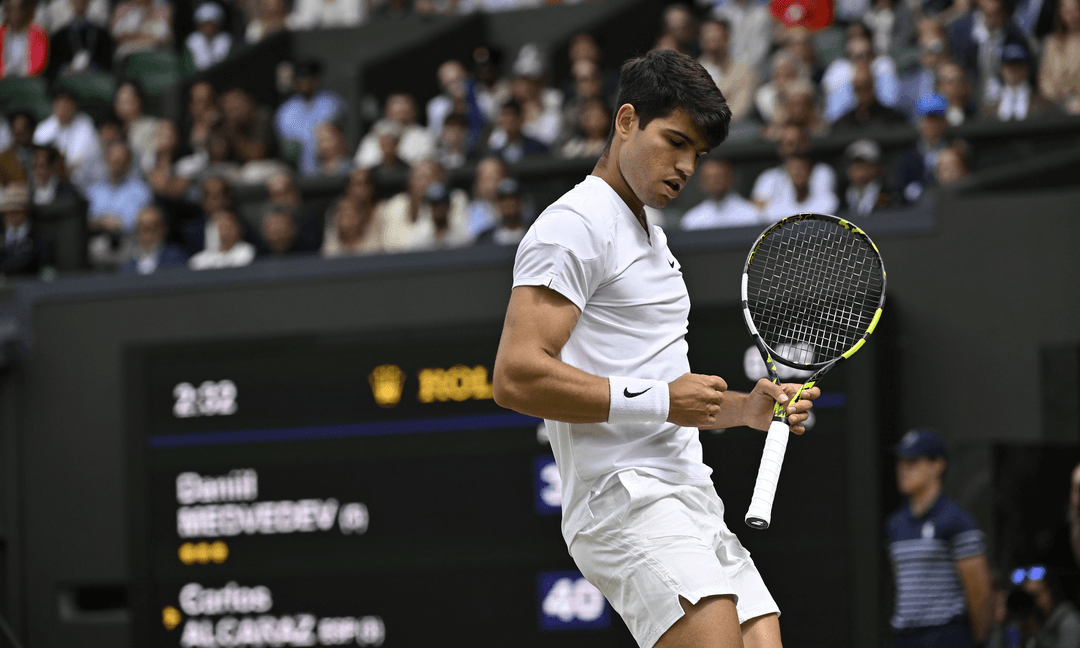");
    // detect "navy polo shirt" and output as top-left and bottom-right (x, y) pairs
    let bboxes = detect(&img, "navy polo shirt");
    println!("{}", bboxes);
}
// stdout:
(887, 495), (985, 630)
